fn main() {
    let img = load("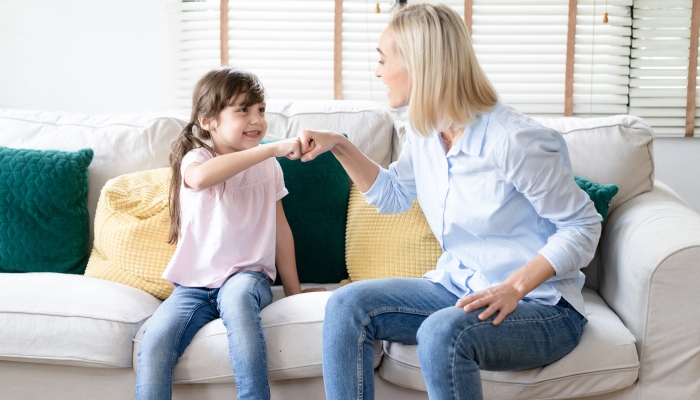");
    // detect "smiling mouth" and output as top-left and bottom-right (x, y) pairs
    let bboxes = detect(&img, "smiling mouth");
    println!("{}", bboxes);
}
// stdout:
(243, 130), (260, 138)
